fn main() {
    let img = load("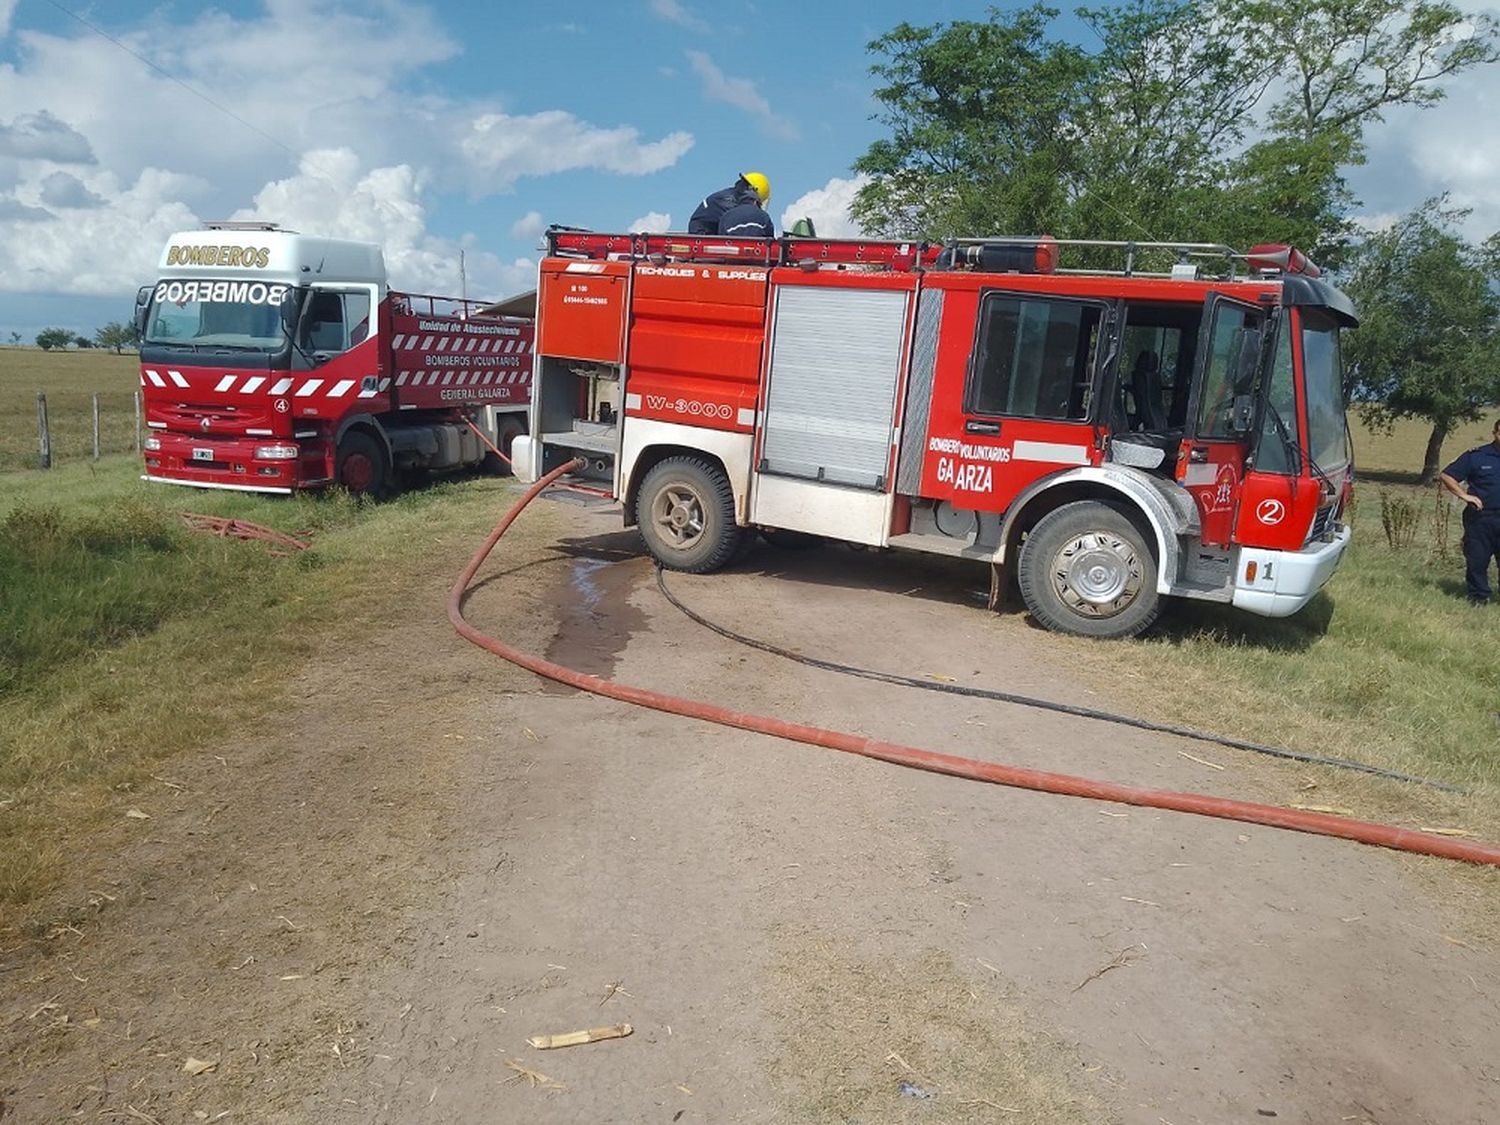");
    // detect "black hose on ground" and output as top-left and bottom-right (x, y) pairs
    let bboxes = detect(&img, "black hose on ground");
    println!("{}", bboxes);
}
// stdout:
(654, 566), (1463, 794)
